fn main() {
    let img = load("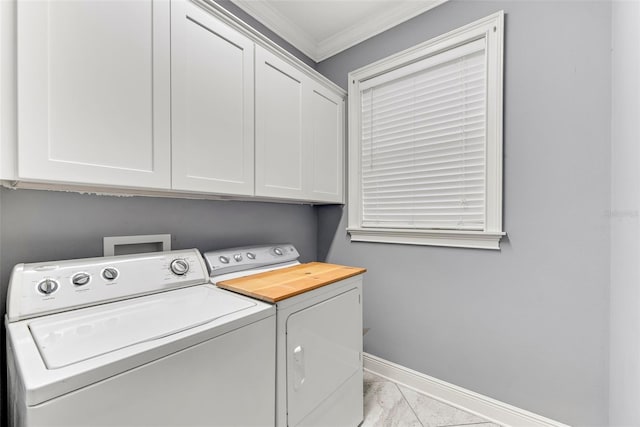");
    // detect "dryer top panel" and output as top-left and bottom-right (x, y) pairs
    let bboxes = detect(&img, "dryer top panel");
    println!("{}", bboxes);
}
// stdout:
(217, 262), (366, 303)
